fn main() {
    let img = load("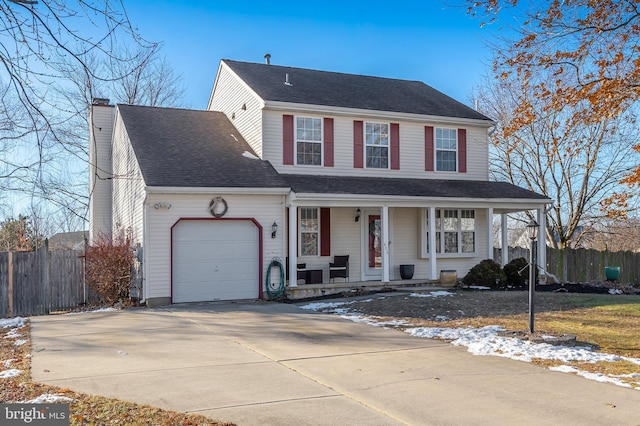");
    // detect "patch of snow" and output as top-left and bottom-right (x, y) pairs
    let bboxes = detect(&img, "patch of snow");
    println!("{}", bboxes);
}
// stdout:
(468, 286), (491, 290)
(434, 315), (450, 321)
(4, 329), (23, 339)
(608, 288), (623, 295)
(242, 151), (259, 160)
(23, 393), (74, 403)
(410, 291), (454, 298)
(0, 317), (26, 329)
(549, 365), (635, 389)
(14, 339), (28, 346)
(300, 297), (640, 389)
(66, 307), (118, 315)
(3, 359), (16, 367)
(0, 369), (22, 378)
